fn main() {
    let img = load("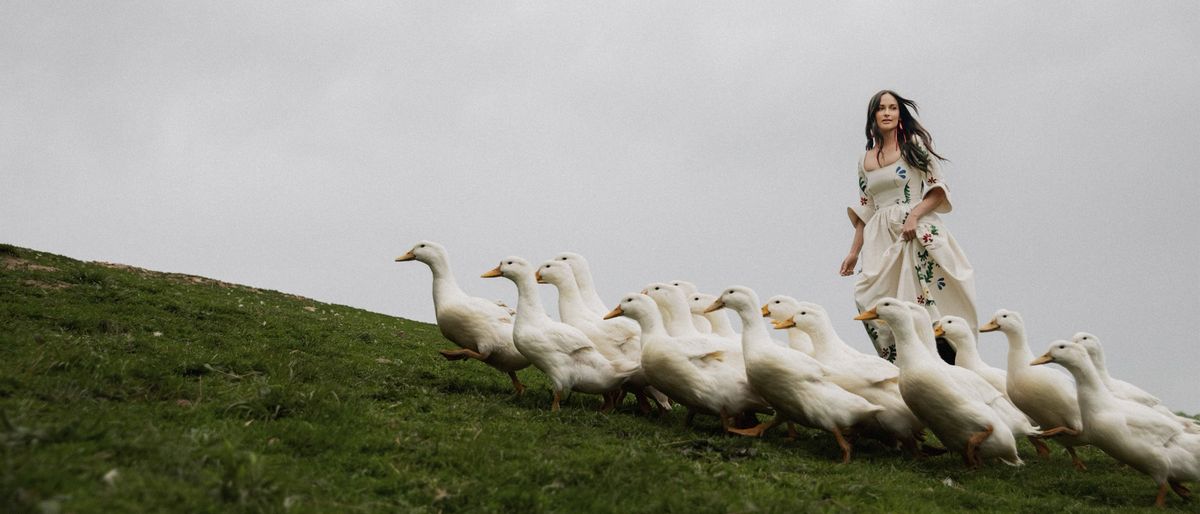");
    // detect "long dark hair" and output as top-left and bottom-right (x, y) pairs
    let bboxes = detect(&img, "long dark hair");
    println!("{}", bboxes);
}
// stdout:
(865, 90), (946, 172)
